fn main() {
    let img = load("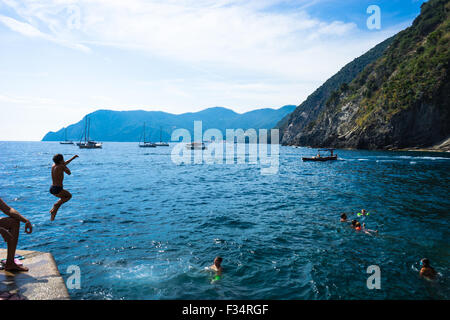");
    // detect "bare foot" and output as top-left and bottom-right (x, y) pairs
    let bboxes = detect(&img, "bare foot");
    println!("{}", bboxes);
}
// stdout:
(50, 207), (58, 221)
(5, 263), (29, 272)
